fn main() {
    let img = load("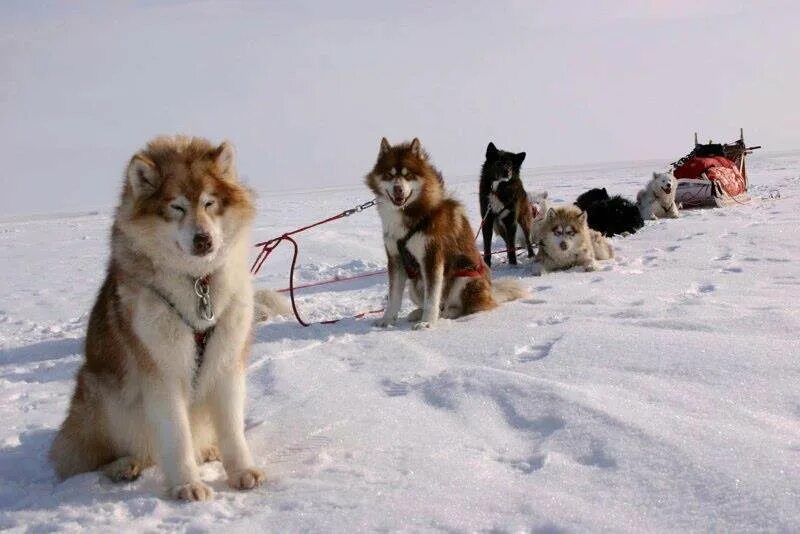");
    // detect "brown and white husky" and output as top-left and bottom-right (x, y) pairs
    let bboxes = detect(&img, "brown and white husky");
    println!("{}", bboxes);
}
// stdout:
(49, 136), (280, 501)
(365, 138), (527, 329)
